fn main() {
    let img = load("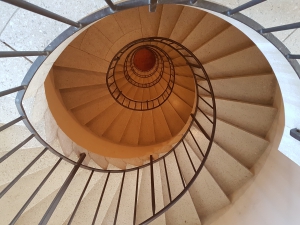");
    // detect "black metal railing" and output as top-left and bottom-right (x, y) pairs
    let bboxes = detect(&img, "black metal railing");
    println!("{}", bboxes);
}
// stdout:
(106, 38), (176, 111)
(0, 0), (299, 224)
(0, 32), (216, 224)
(124, 46), (164, 88)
